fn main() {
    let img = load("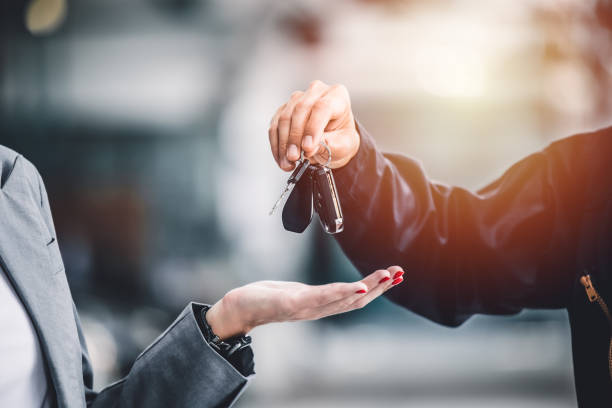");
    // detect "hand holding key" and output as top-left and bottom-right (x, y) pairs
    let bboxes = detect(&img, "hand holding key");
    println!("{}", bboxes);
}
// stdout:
(268, 80), (360, 171)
